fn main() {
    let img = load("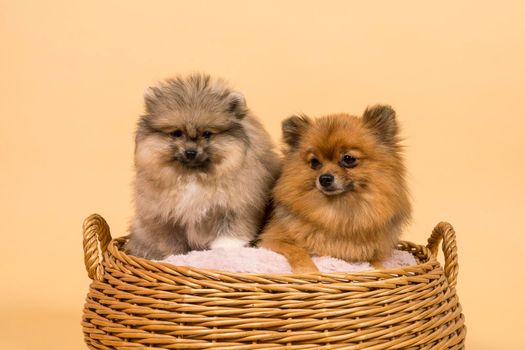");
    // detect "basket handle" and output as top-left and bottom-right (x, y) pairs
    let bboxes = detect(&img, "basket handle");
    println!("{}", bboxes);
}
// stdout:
(82, 214), (112, 281)
(426, 222), (459, 288)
